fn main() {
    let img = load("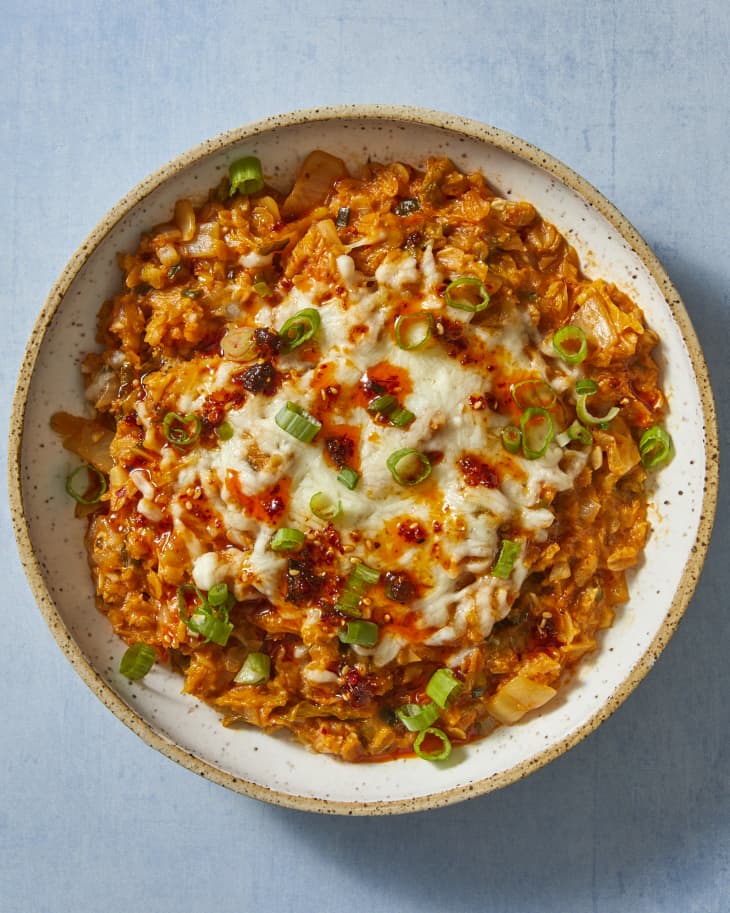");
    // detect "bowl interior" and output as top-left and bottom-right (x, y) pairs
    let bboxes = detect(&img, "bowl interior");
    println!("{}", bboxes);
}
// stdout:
(12, 109), (716, 813)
